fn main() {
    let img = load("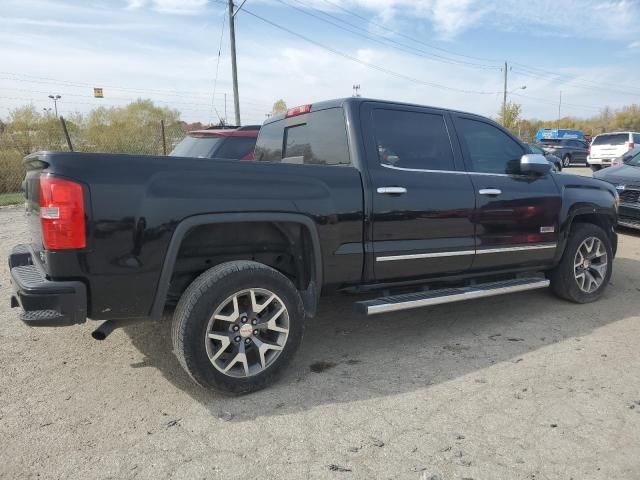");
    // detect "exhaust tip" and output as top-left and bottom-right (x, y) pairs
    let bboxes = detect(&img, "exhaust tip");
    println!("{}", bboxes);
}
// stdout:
(91, 330), (107, 341)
